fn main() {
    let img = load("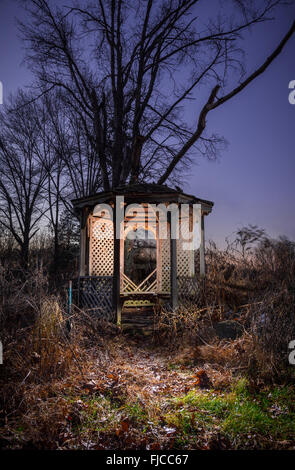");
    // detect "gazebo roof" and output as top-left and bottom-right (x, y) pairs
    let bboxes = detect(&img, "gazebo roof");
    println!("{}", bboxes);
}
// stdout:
(72, 183), (214, 213)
